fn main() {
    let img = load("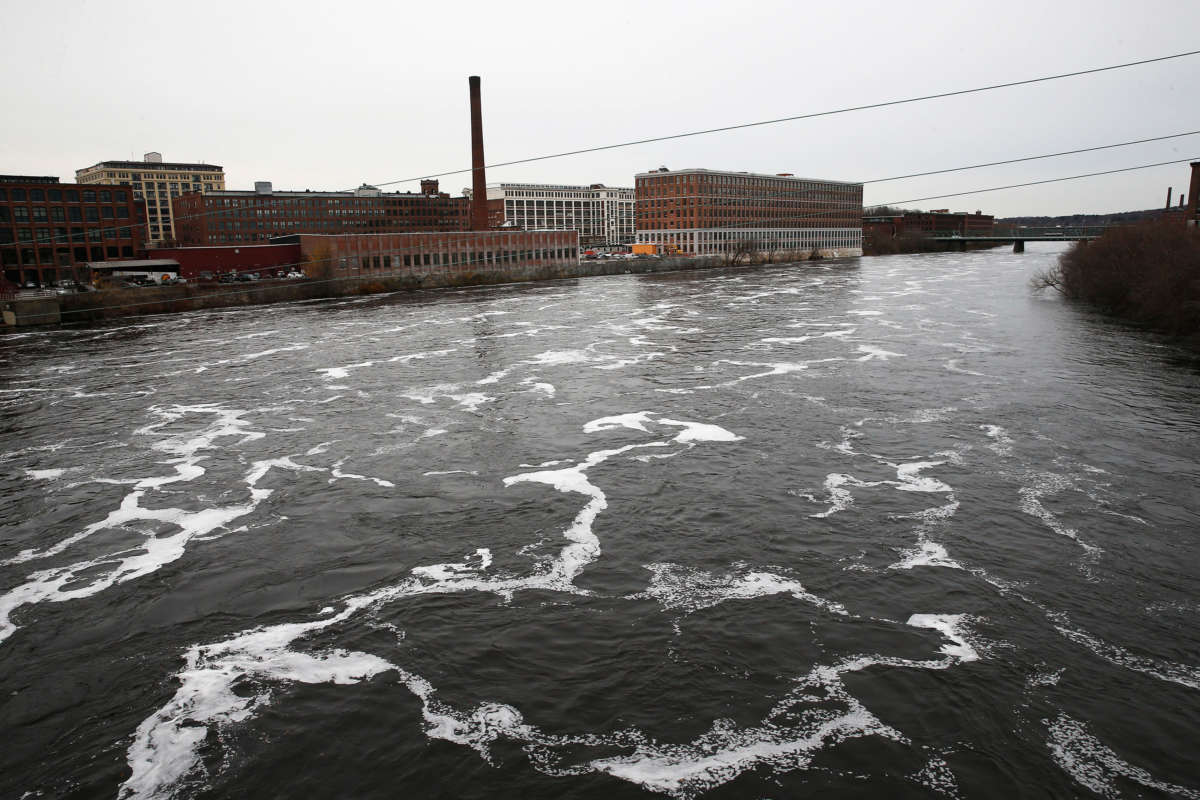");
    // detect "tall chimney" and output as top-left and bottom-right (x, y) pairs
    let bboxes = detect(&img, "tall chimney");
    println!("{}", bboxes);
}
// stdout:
(469, 76), (489, 231)
(1165, 187), (1173, 210)
(1187, 162), (1200, 226)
